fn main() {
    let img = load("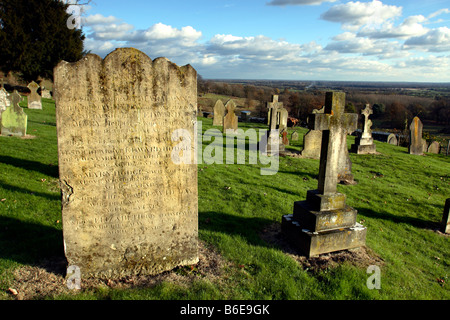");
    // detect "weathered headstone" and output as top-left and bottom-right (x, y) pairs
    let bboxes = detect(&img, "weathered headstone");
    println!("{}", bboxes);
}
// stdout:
(41, 87), (52, 99)
(300, 107), (324, 159)
(409, 116), (424, 155)
(212, 100), (225, 126)
(54, 48), (199, 278)
(427, 141), (440, 154)
(223, 99), (238, 133)
(282, 91), (366, 257)
(266, 95), (285, 155)
(442, 199), (450, 234)
(1, 90), (27, 137)
(27, 81), (42, 109)
(387, 133), (398, 146)
(291, 131), (299, 141)
(350, 104), (377, 154)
